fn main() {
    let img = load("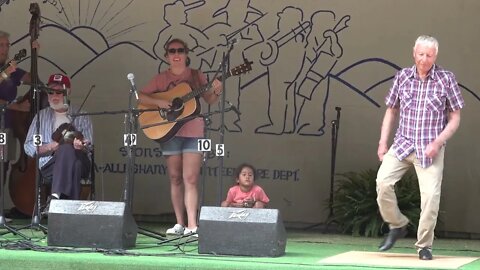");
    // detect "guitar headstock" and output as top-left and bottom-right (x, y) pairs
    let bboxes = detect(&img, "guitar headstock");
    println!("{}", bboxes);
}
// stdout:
(14, 49), (27, 61)
(230, 58), (253, 76)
